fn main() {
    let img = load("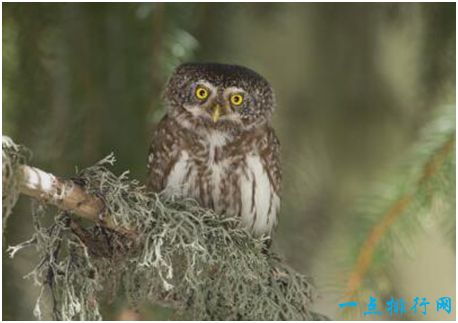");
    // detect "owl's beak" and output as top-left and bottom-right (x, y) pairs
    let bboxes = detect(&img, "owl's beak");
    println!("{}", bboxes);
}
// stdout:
(211, 104), (222, 123)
